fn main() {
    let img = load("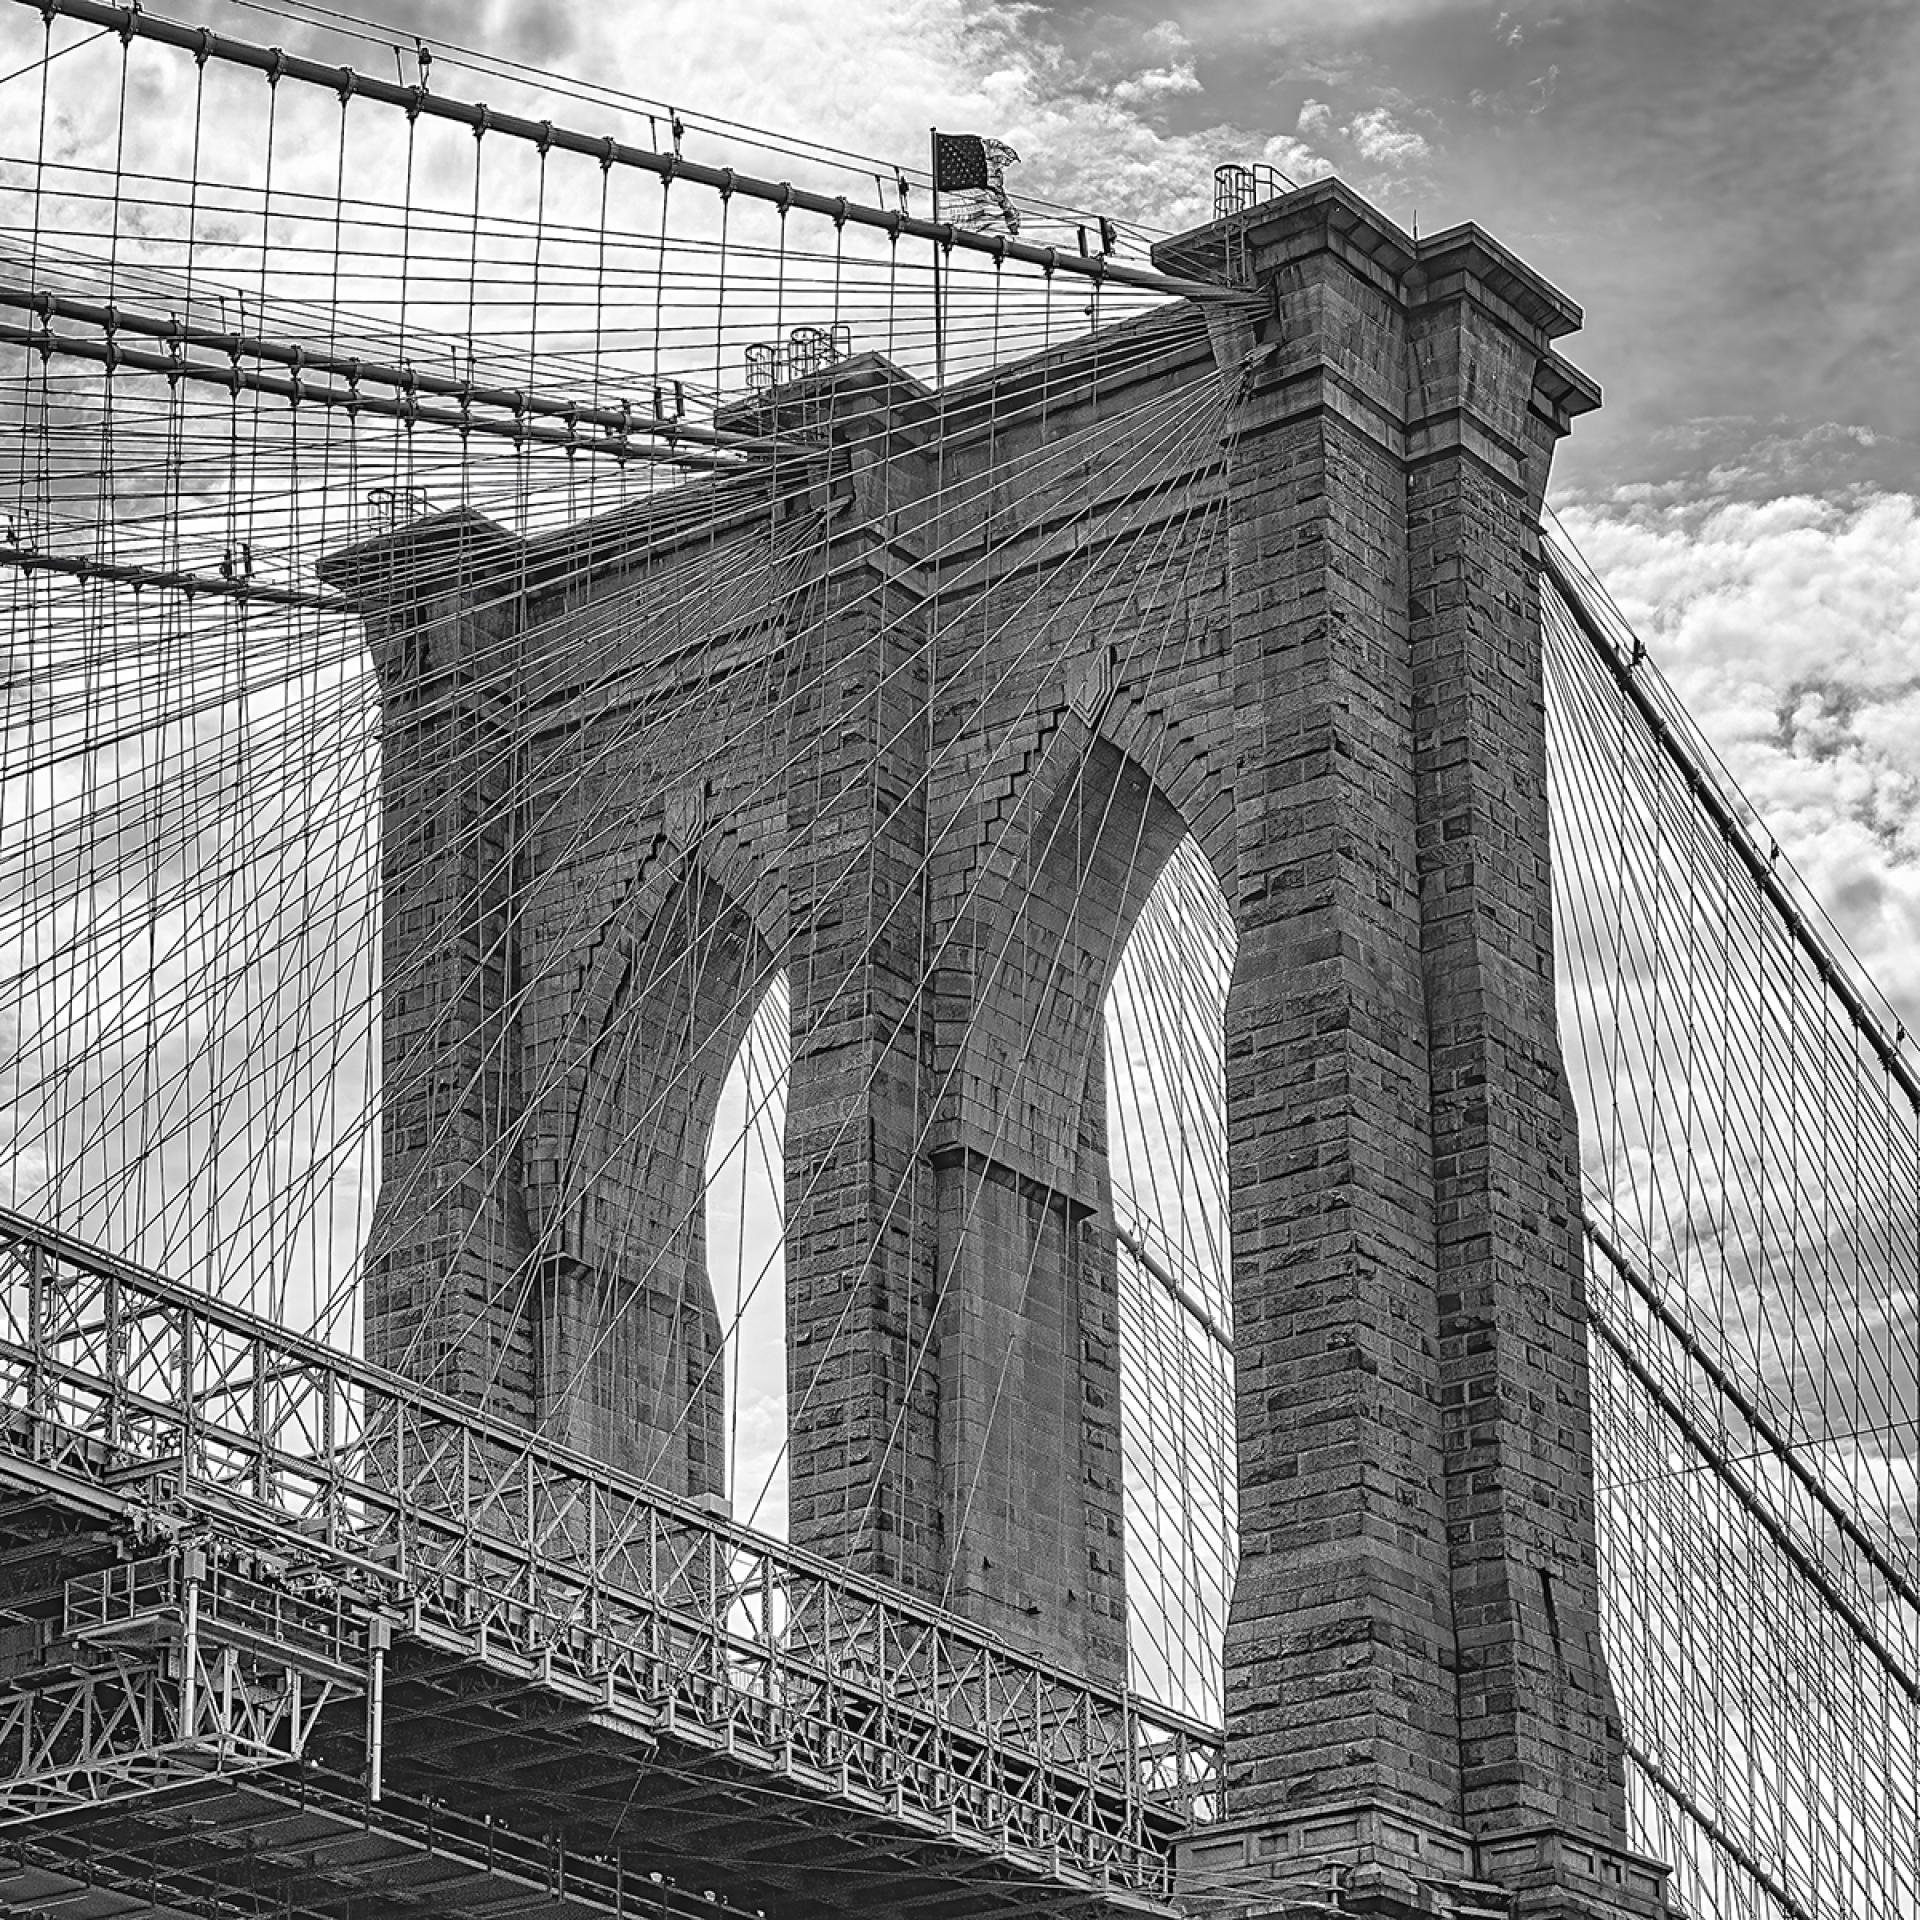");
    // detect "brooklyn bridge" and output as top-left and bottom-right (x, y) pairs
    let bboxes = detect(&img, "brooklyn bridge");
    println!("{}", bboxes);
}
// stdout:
(0, 4), (1912, 1919)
